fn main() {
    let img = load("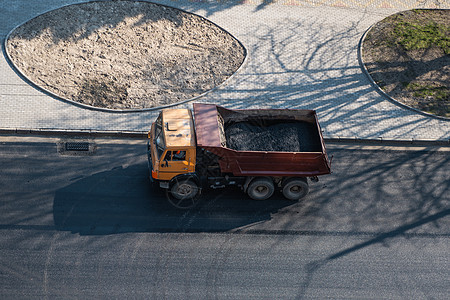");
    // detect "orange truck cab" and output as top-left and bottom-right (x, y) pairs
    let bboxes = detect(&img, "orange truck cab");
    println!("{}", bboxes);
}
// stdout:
(148, 109), (196, 182)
